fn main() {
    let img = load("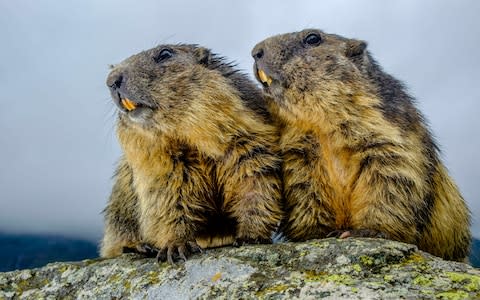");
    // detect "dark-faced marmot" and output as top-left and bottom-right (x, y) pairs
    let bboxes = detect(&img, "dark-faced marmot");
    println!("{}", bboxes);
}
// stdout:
(101, 44), (283, 263)
(251, 29), (470, 261)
